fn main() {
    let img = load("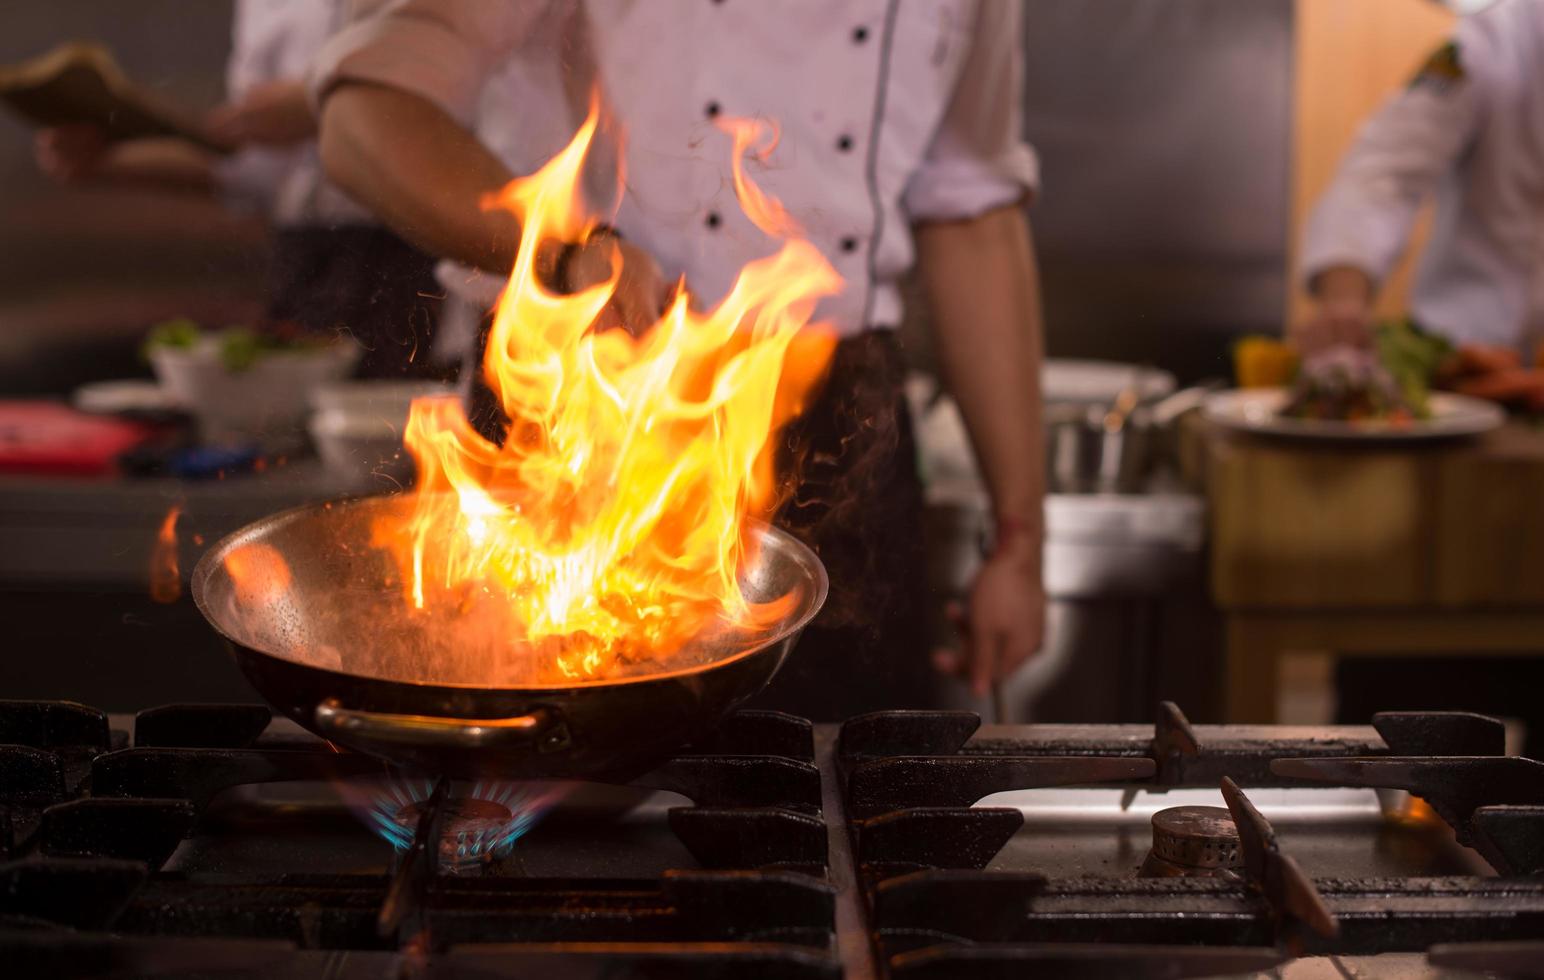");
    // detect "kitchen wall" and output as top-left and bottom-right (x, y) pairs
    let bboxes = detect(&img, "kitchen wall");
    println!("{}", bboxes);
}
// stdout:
(1018, 0), (1294, 385)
